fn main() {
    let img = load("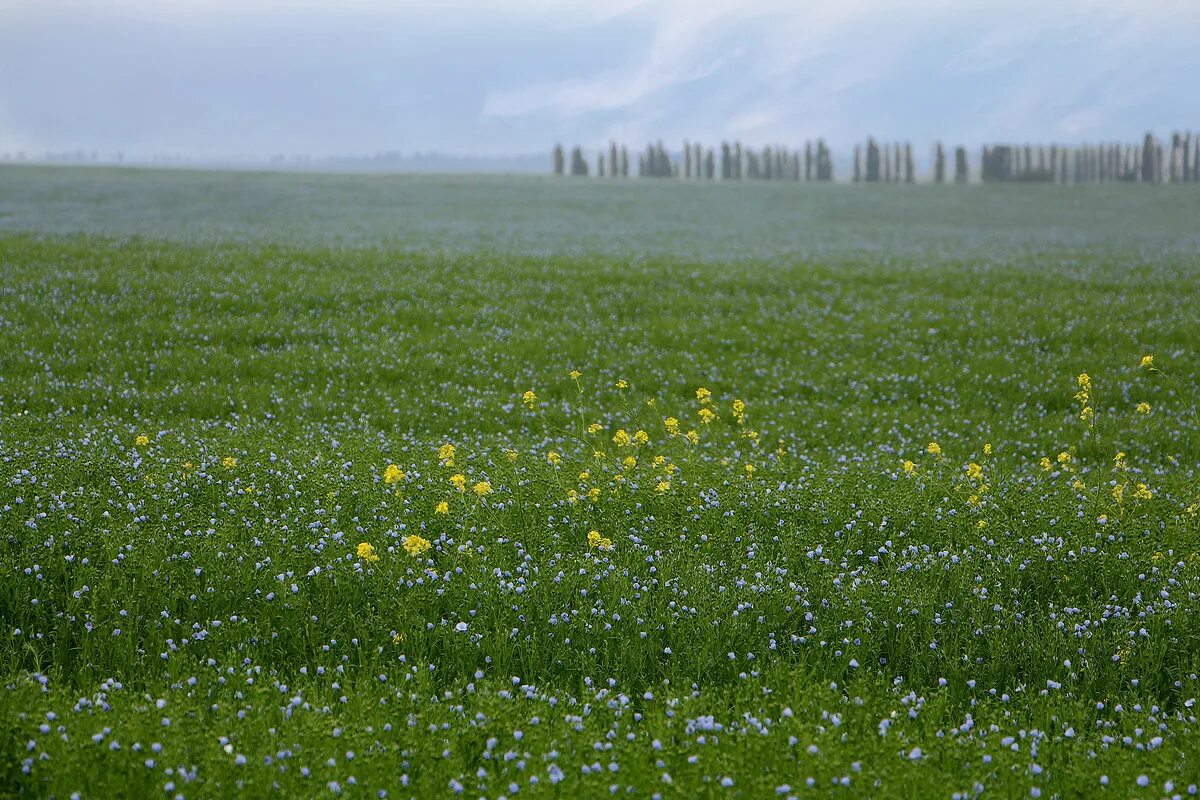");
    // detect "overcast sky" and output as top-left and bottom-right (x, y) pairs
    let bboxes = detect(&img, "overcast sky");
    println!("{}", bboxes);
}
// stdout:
(1, 0), (1198, 159)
